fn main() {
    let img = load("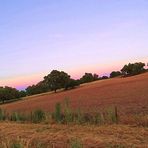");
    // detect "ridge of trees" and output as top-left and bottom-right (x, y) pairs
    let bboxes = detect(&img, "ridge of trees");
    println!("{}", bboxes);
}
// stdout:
(0, 62), (147, 103)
